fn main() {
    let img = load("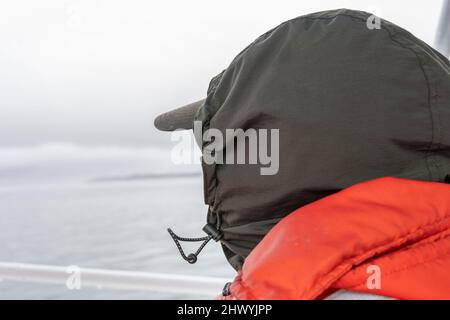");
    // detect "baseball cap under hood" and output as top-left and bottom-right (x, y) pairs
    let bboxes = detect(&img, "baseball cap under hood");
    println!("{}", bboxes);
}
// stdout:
(157, 9), (450, 271)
